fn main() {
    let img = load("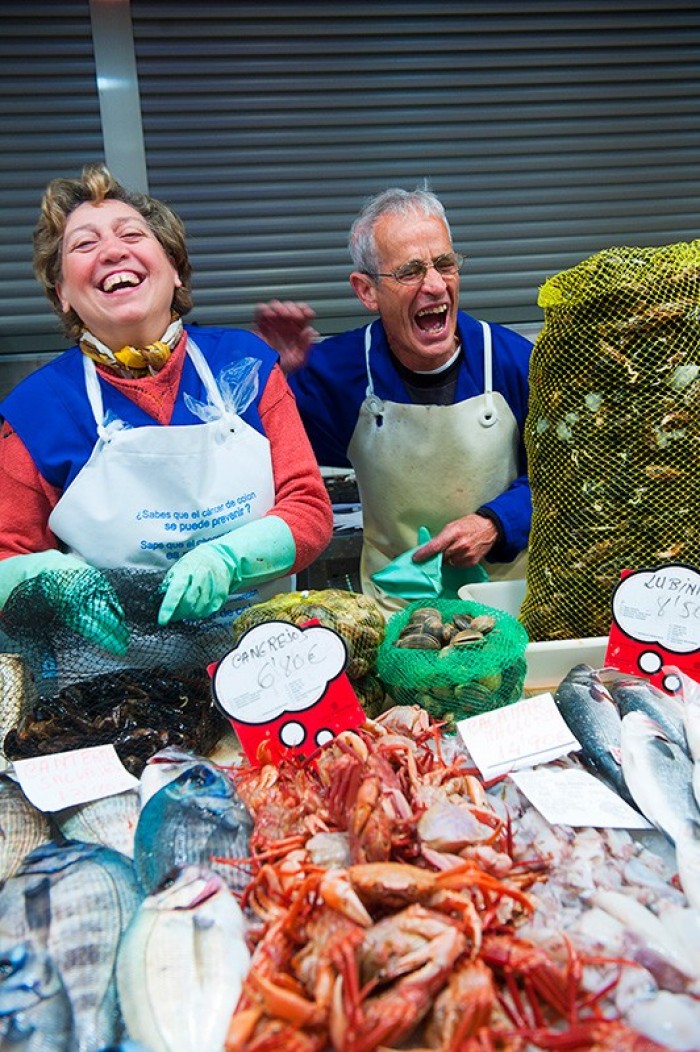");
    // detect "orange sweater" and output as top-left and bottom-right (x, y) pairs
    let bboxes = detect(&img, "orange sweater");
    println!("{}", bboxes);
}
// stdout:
(0, 340), (332, 575)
